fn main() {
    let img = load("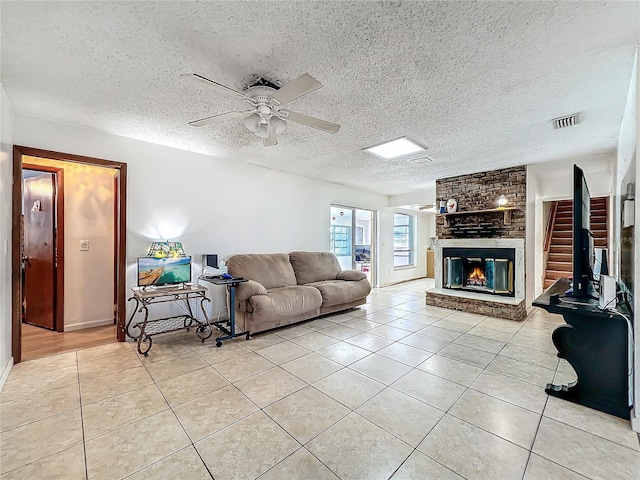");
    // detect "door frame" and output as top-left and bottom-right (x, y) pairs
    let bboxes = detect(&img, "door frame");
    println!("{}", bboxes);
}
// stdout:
(12, 146), (128, 363)
(330, 205), (378, 287)
(21, 163), (65, 332)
